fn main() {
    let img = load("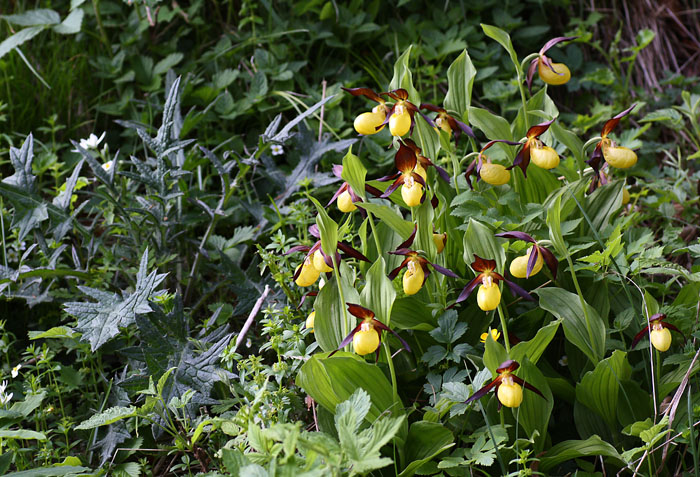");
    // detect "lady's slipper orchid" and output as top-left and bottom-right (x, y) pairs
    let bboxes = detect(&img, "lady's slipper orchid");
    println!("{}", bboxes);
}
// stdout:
(630, 313), (685, 352)
(480, 329), (501, 343)
(420, 103), (475, 144)
(377, 141), (428, 207)
(495, 231), (558, 279)
(464, 140), (521, 189)
(510, 119), (559, 176)
(526, 37), (578, 91)
(402, 139), (451, 183)
(465, 360), (545, 409)
(588, 105), (638, 176)
(381, 89), (421, 137)
(305, 311), (315, 333)
(327, 165), (383, 214)
(455, 255), (534, 311)
(342, 87), (390, 135)
(433, 231), (447, 254)
(329, 304), (411, 360)
(286, 224), (370, 285)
